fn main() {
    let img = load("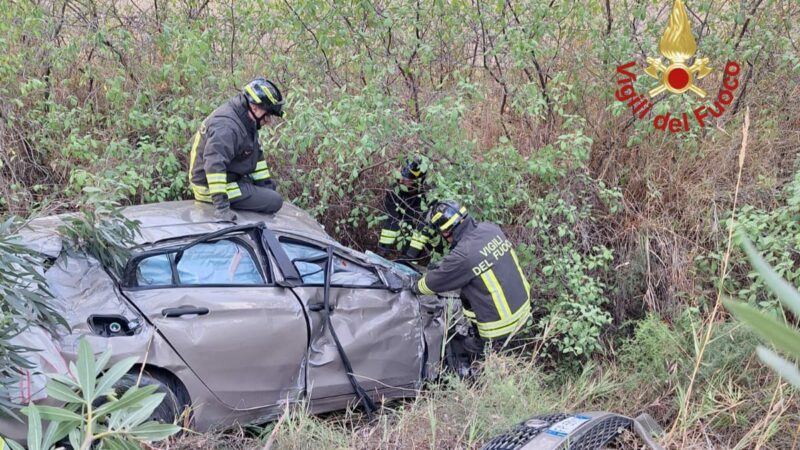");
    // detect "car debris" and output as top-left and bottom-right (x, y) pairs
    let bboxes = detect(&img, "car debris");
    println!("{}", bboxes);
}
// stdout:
(479, 411), (664, 450)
